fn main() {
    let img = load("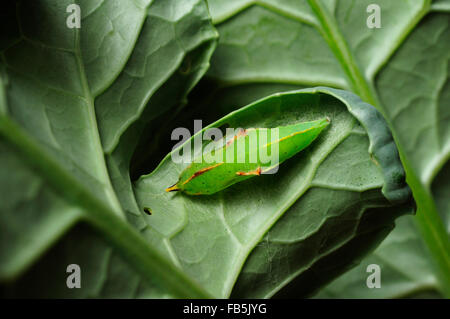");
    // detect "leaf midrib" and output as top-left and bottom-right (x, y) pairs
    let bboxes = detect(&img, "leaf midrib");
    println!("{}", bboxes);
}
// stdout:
(306, 0), (379, 107)
(211, 0), (317, 26)
(222, 121), (358, 297)
(264, 201), (393, 298)
(73, 28), (123, 217)
(0, 115), (212, 298)
(206, 0), (450, 297)
(0, 7), (213, 297)
(305, 0), (450, 297)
